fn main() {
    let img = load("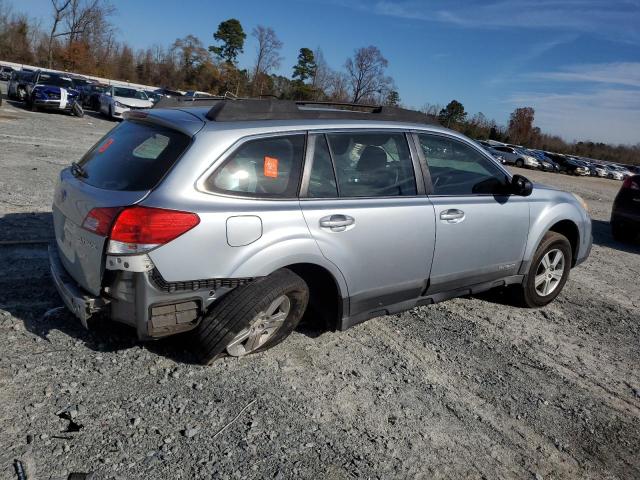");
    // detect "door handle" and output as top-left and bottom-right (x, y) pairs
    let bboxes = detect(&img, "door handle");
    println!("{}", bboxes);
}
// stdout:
(440, 209), (465, 223)
(320, 214), (355, 232)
